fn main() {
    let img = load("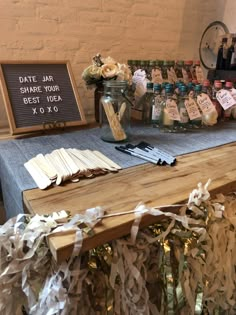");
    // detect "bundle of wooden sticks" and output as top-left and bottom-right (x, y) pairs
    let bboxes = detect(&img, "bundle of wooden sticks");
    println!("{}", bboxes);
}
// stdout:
(101, 100), (127, 141)
(24, 148), (122, 190)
